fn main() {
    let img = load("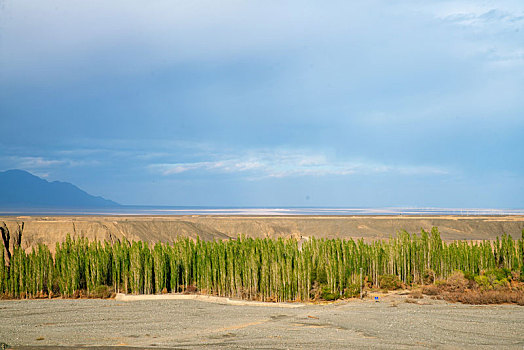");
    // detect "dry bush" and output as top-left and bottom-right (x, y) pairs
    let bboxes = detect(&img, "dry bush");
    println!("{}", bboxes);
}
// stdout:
(409, 291), (423, 299)
(404, 298), (419, 304)
(511, 271), (521, 282)
(422, 285), (440, 296)
(423, 270), (435, 284)
(445, 290), (524, 306)
(35, 291), (47, 299)
(419, 273), (524, 306)
(419, 271), (524, 305)
(444, 271), (469, 293)
(310, 281), (321, 300)
(89, 285), (114, 299)
(183, 285), (198, 294)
